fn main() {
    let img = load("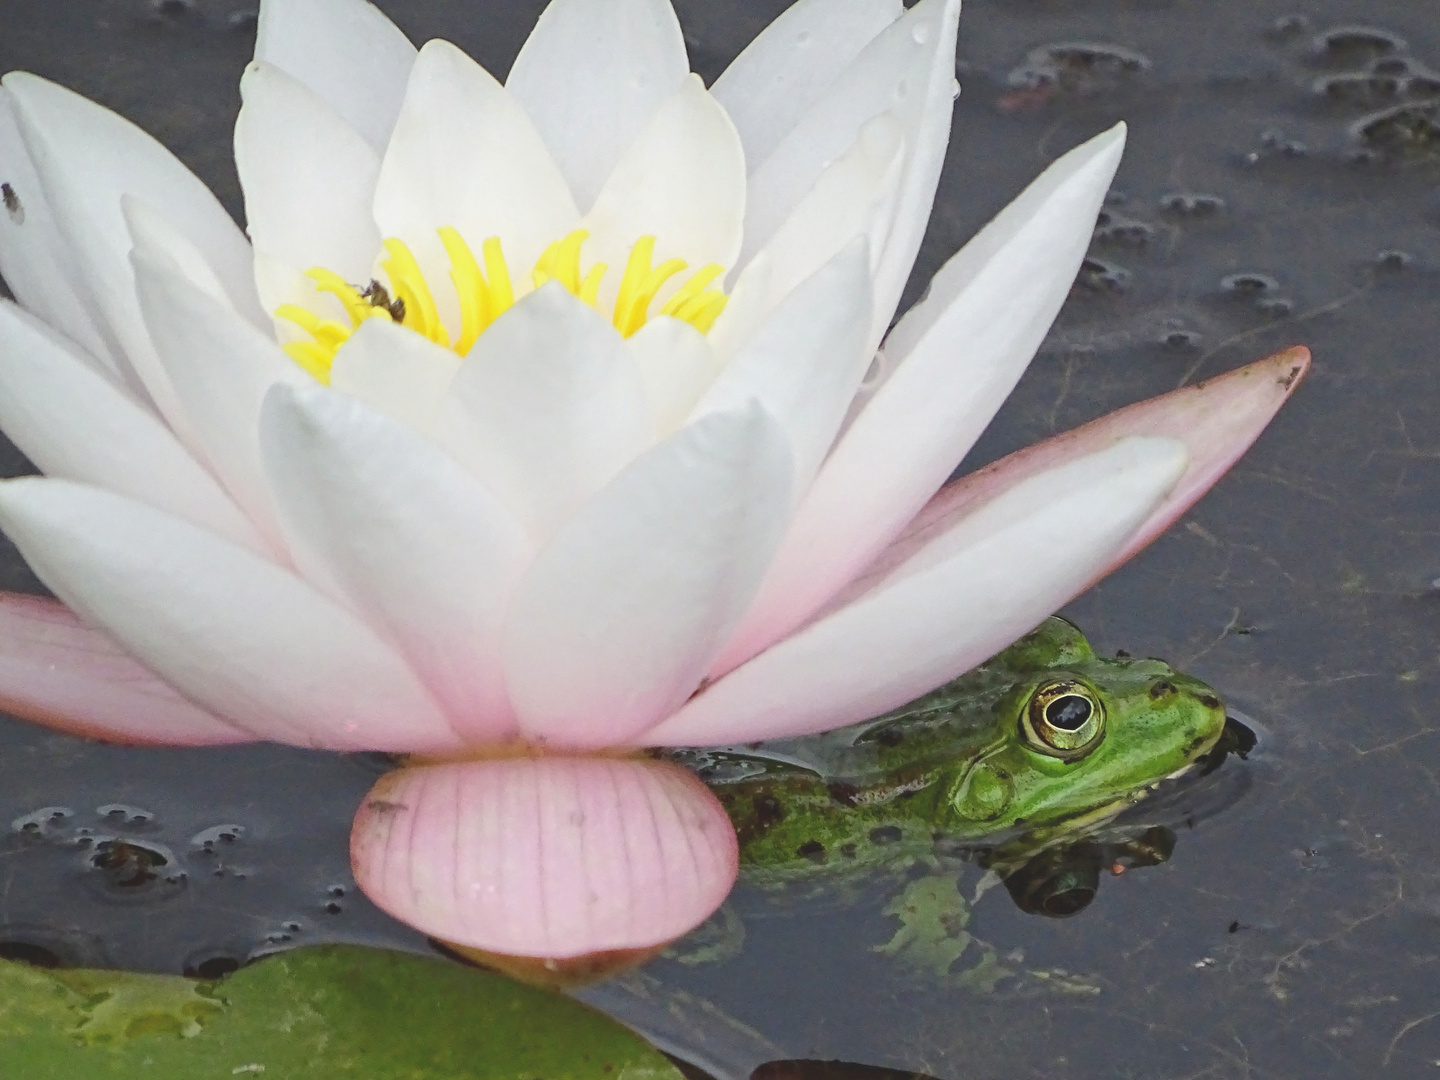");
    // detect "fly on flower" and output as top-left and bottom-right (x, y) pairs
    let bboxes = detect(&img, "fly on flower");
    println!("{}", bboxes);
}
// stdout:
(0, 0), (1307, 968)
